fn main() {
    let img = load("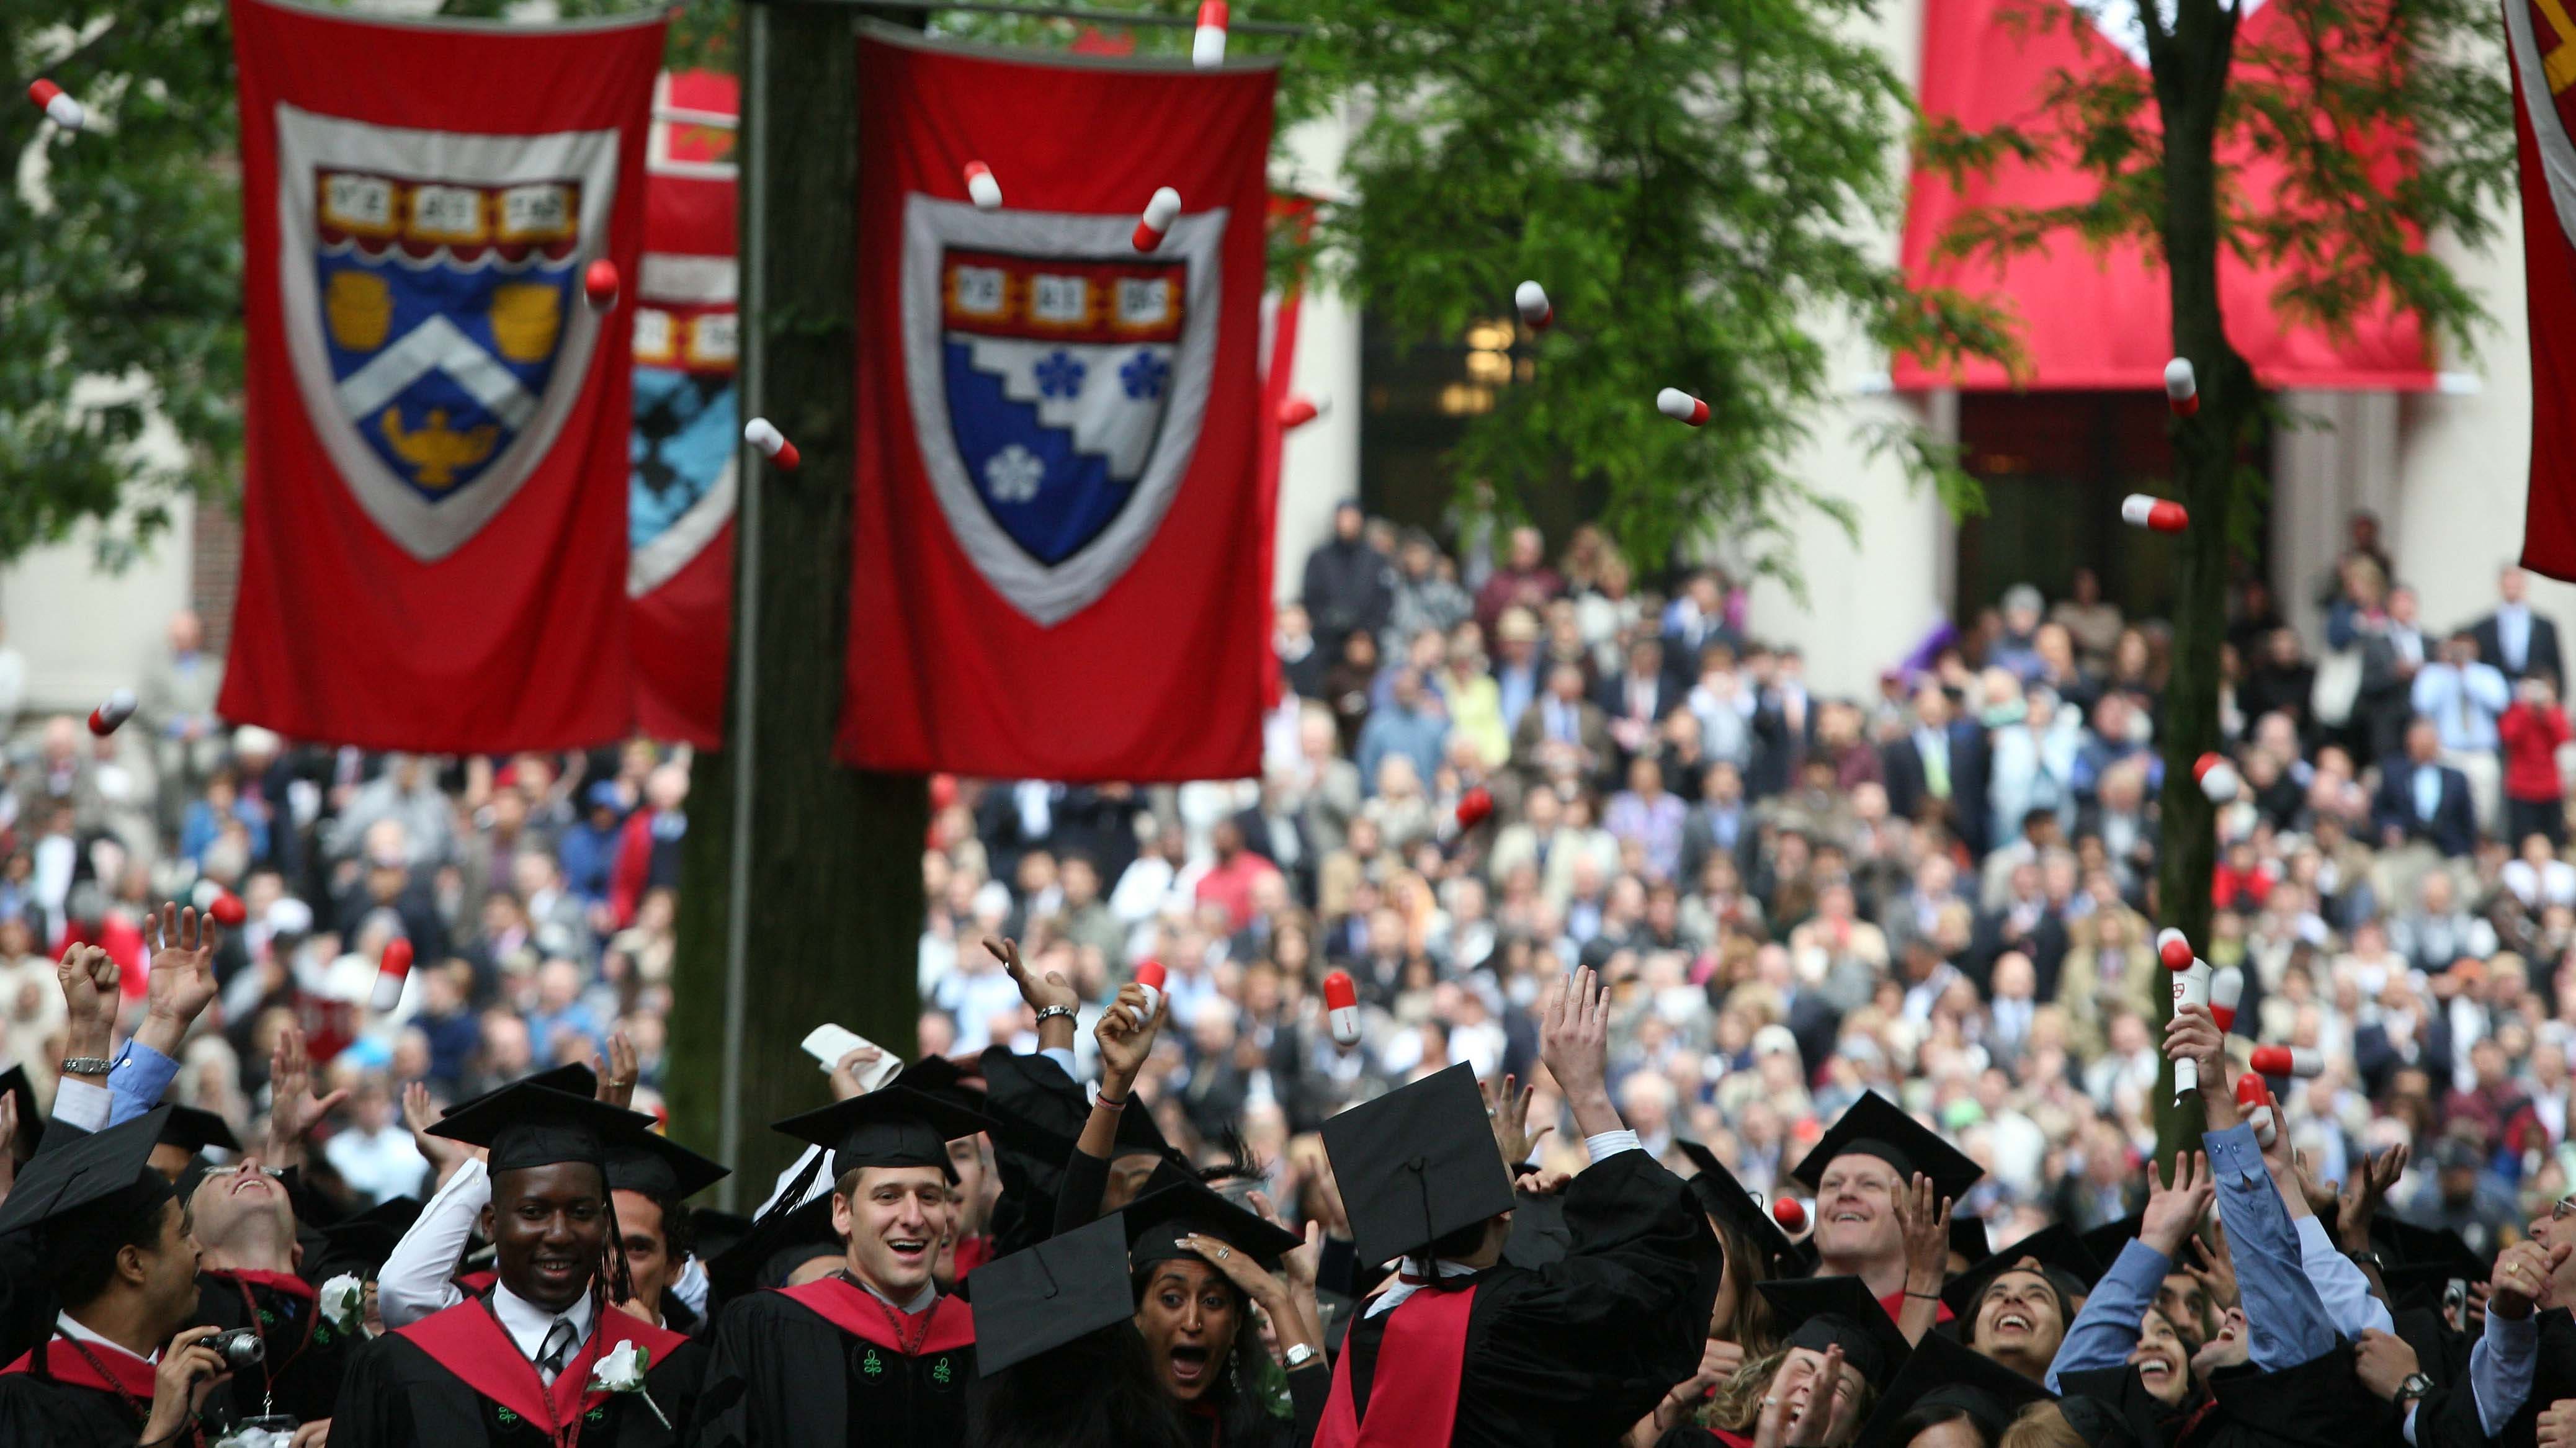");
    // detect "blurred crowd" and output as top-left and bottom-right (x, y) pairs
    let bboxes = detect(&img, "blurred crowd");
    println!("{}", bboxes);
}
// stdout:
(4, 504), (2574, 1264)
